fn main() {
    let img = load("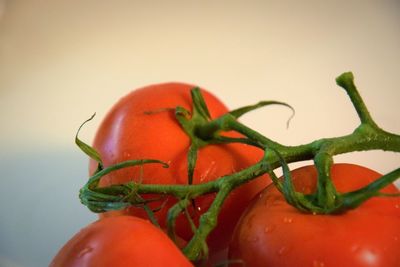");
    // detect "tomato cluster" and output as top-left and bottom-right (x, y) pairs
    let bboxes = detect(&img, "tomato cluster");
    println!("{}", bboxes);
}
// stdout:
(51, 83), (400, 267)
(51, 83), (268, 266)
